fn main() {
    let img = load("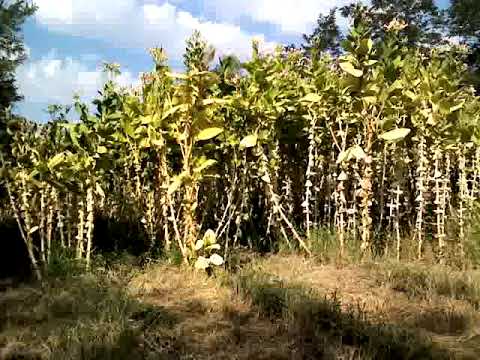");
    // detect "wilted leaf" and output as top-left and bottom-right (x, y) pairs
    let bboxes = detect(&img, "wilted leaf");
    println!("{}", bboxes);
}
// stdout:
(339, 62), (363, 77)
(195, 127), (224, 141)
(379, 128), (411, 142)
(209, 254), (224, 266)
(194, 256), (210, 270)
(195, 240), (204, 250)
